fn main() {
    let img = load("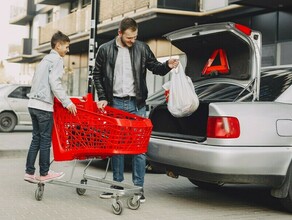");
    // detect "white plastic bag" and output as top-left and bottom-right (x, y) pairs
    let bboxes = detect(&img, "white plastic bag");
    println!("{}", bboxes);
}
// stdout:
(163, 63), (199, 117)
